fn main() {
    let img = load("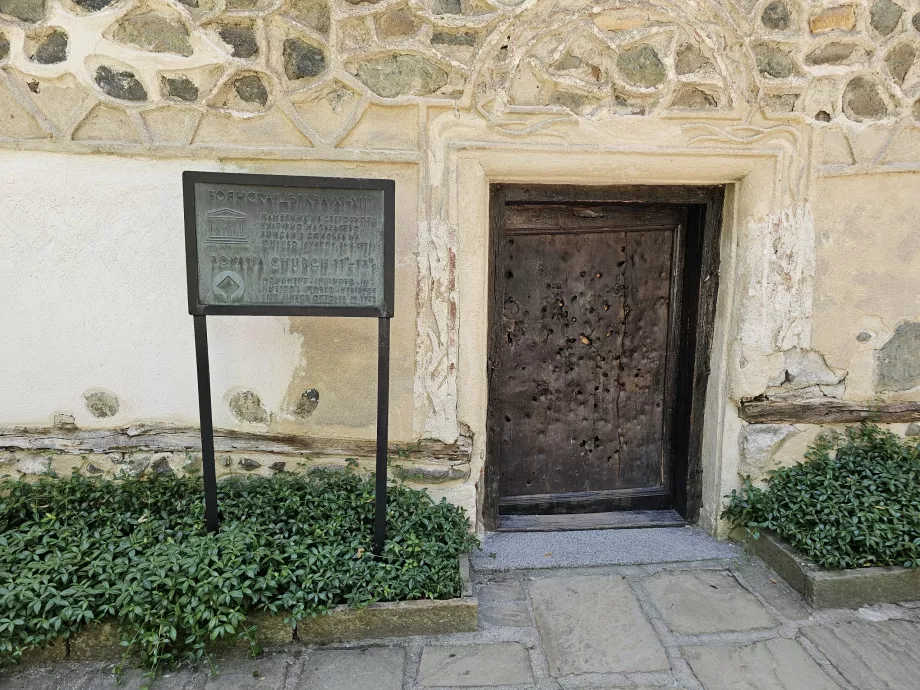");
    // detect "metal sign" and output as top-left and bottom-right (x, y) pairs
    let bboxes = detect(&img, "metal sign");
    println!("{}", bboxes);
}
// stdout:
(183, 171), (395, 555)
(185, 172), (394, 317)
